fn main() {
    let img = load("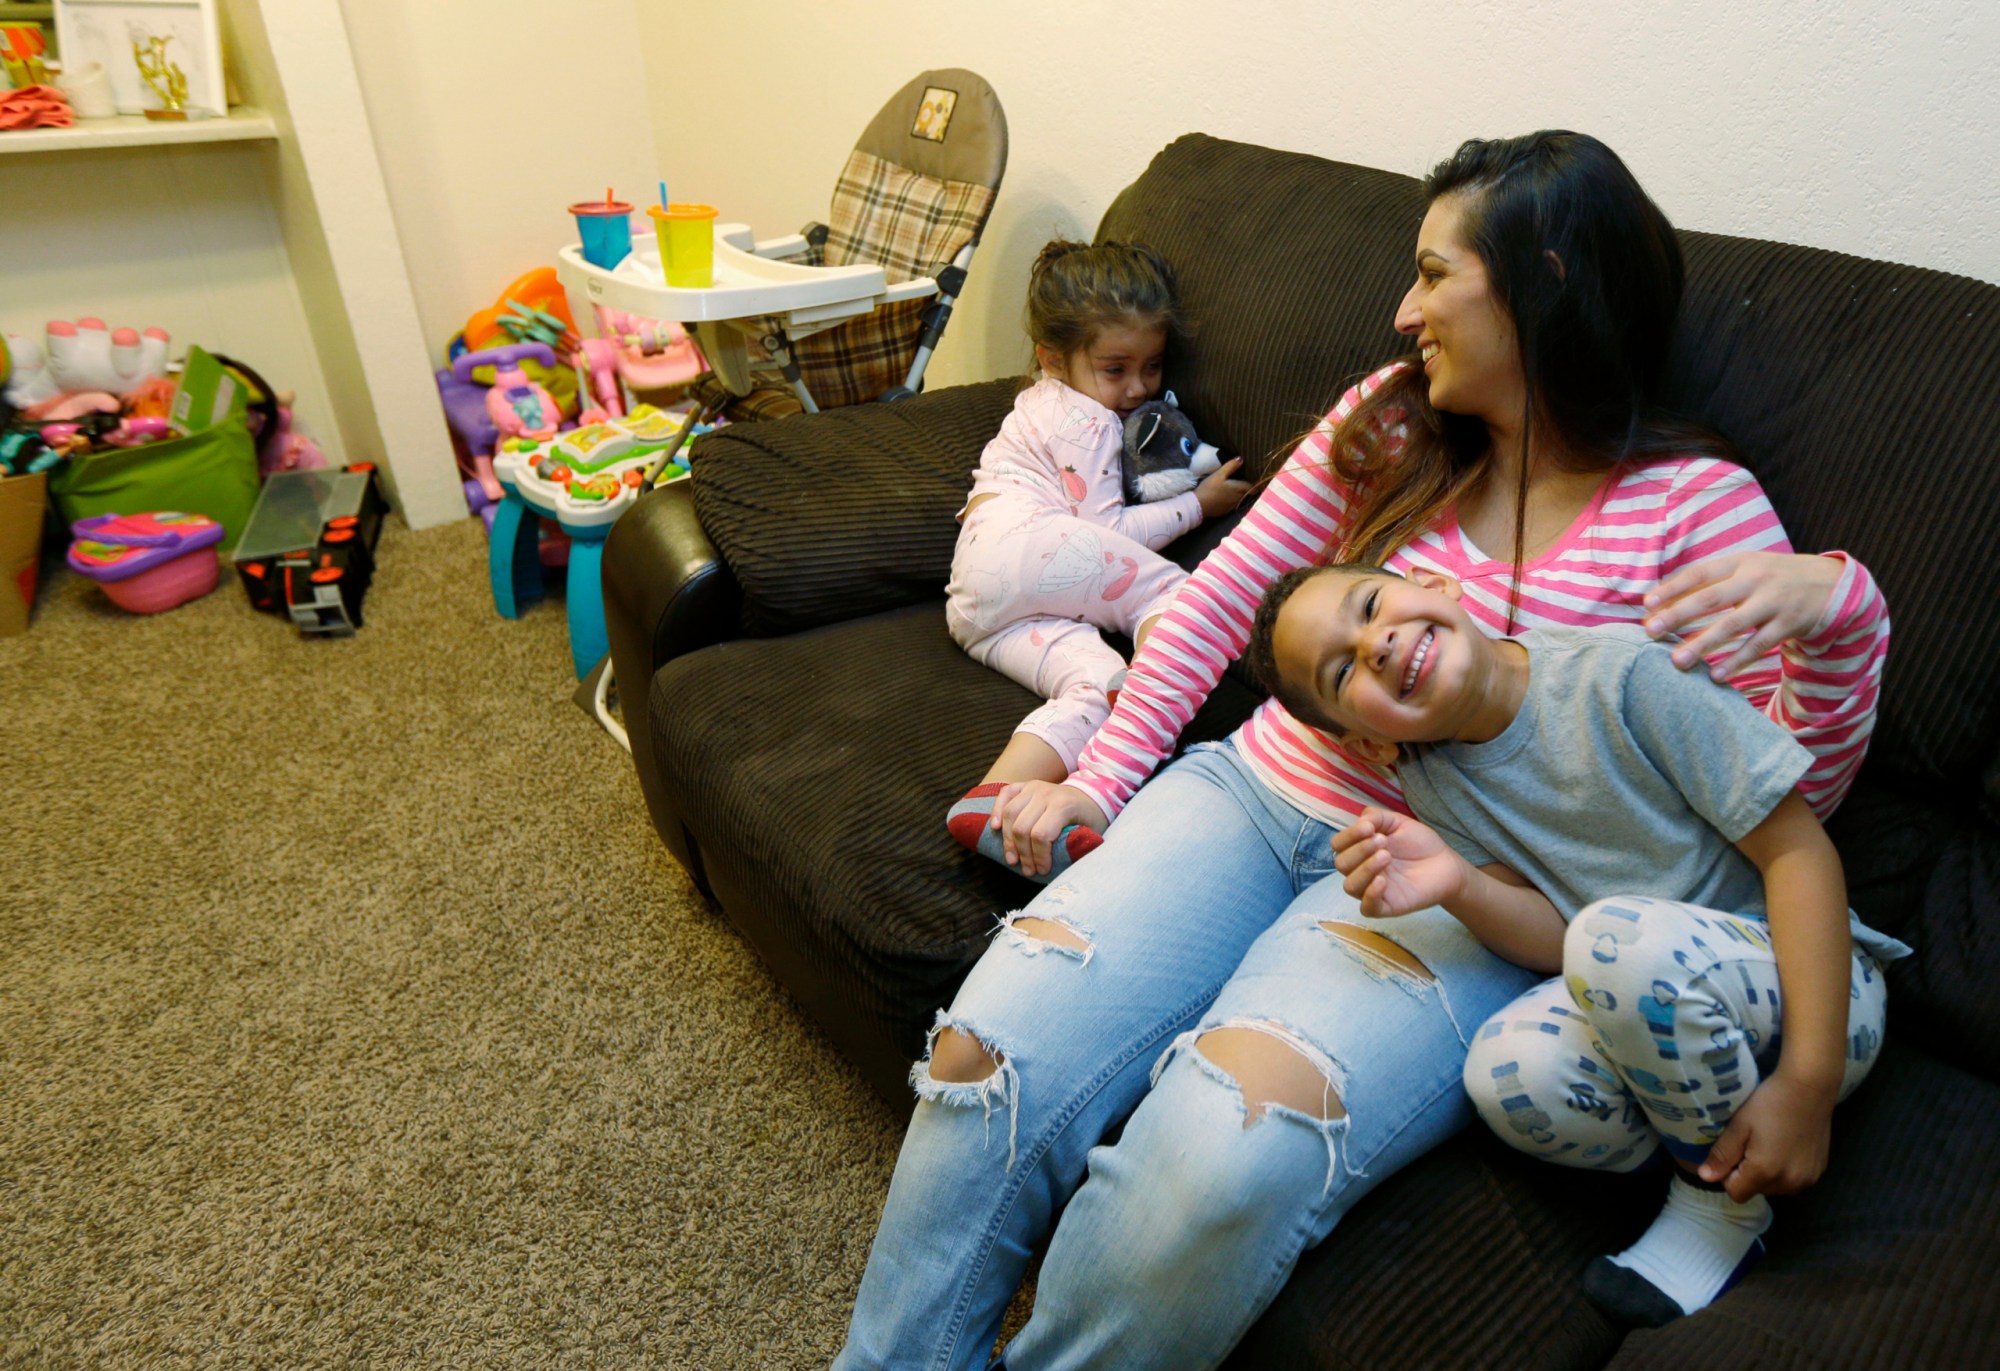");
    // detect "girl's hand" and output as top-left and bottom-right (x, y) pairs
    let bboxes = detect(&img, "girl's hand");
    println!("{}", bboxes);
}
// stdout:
(1643, 551), (1842, 681)
(1331, 807), (1468, 918)
(992, 781), (1110, 878)
(1698, 1071), (1838, 1202)
(1196, 458), (1251, 518)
